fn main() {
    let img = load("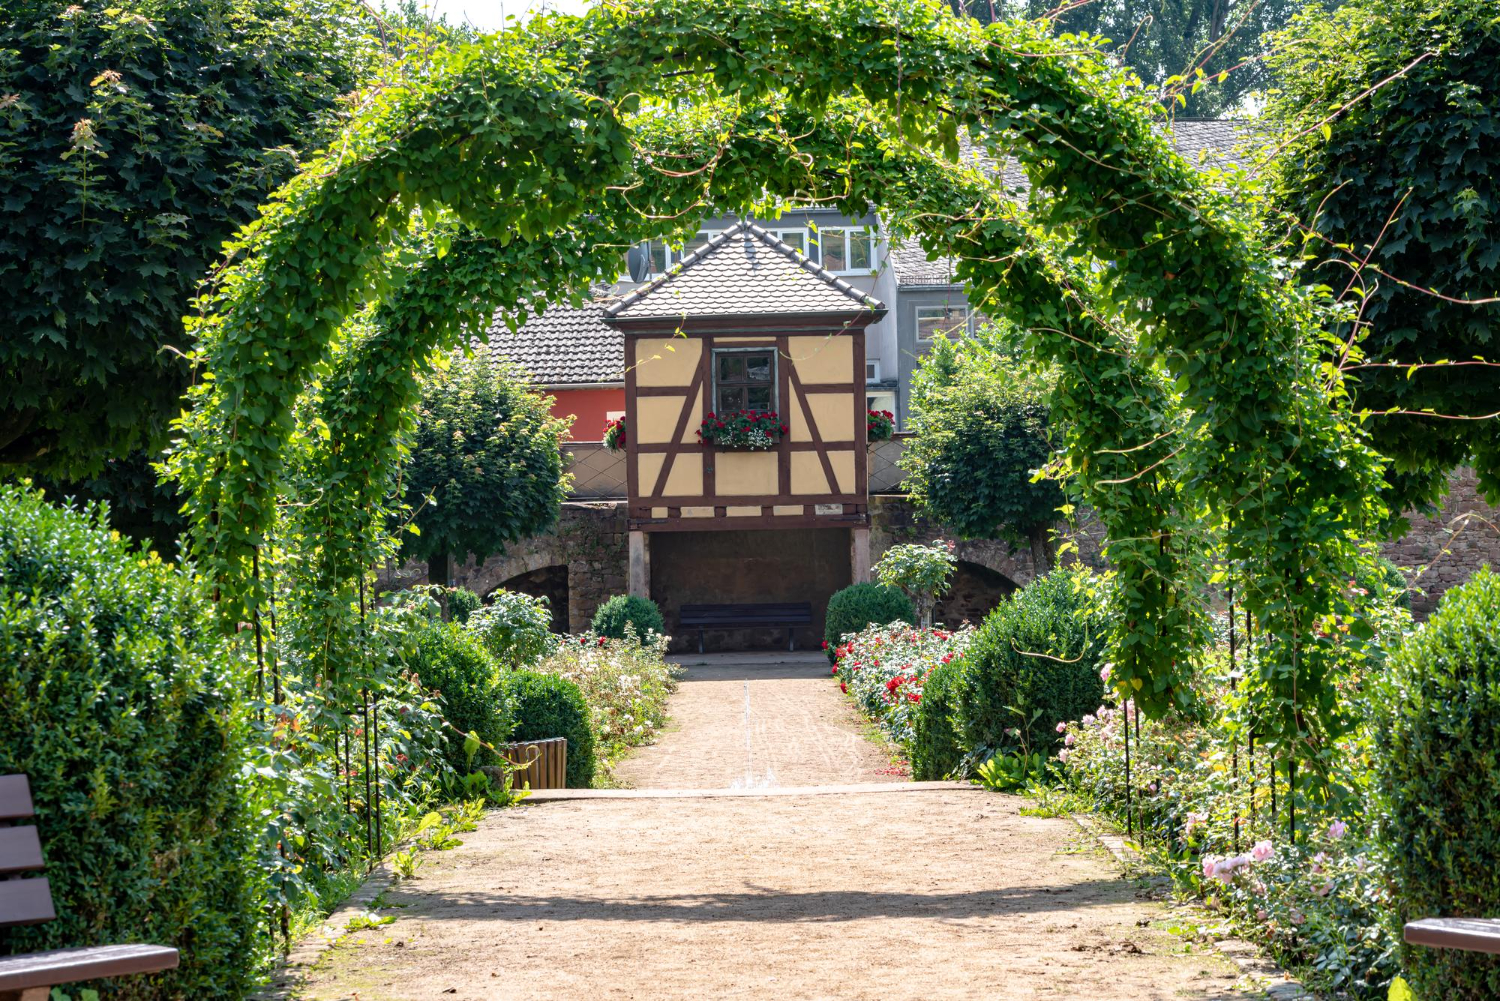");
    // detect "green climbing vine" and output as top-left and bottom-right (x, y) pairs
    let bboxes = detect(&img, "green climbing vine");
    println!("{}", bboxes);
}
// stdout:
(168, 0), (1387, 783)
